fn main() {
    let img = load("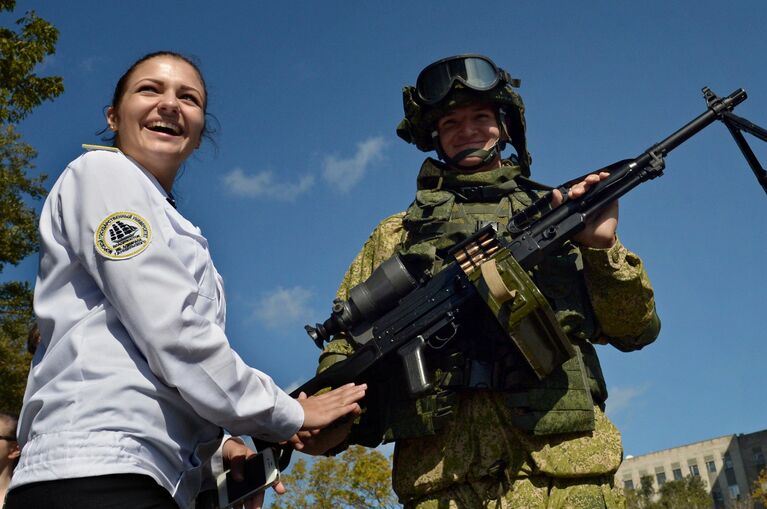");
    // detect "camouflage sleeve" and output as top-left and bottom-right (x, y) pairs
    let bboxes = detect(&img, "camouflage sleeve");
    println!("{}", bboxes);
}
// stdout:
(315, 214), (407, 455)
(317, 212), (407, 375)
(579, 236), (661, 352)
